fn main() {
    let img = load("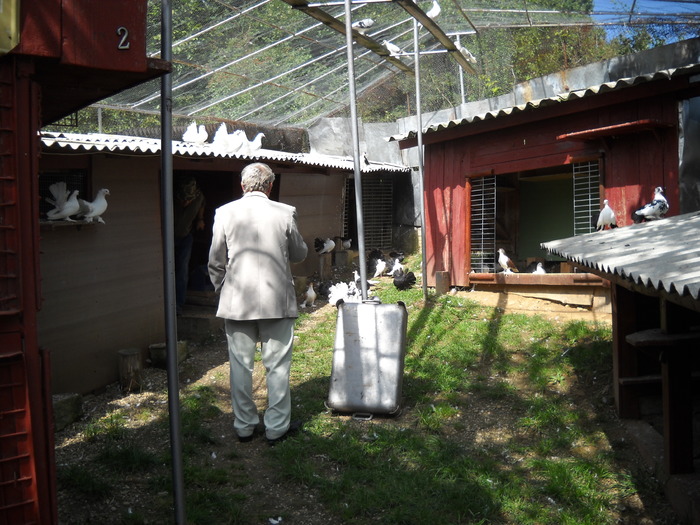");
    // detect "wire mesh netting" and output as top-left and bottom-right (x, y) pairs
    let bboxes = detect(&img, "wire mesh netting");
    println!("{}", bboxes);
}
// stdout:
(55, 0), (700, 132)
